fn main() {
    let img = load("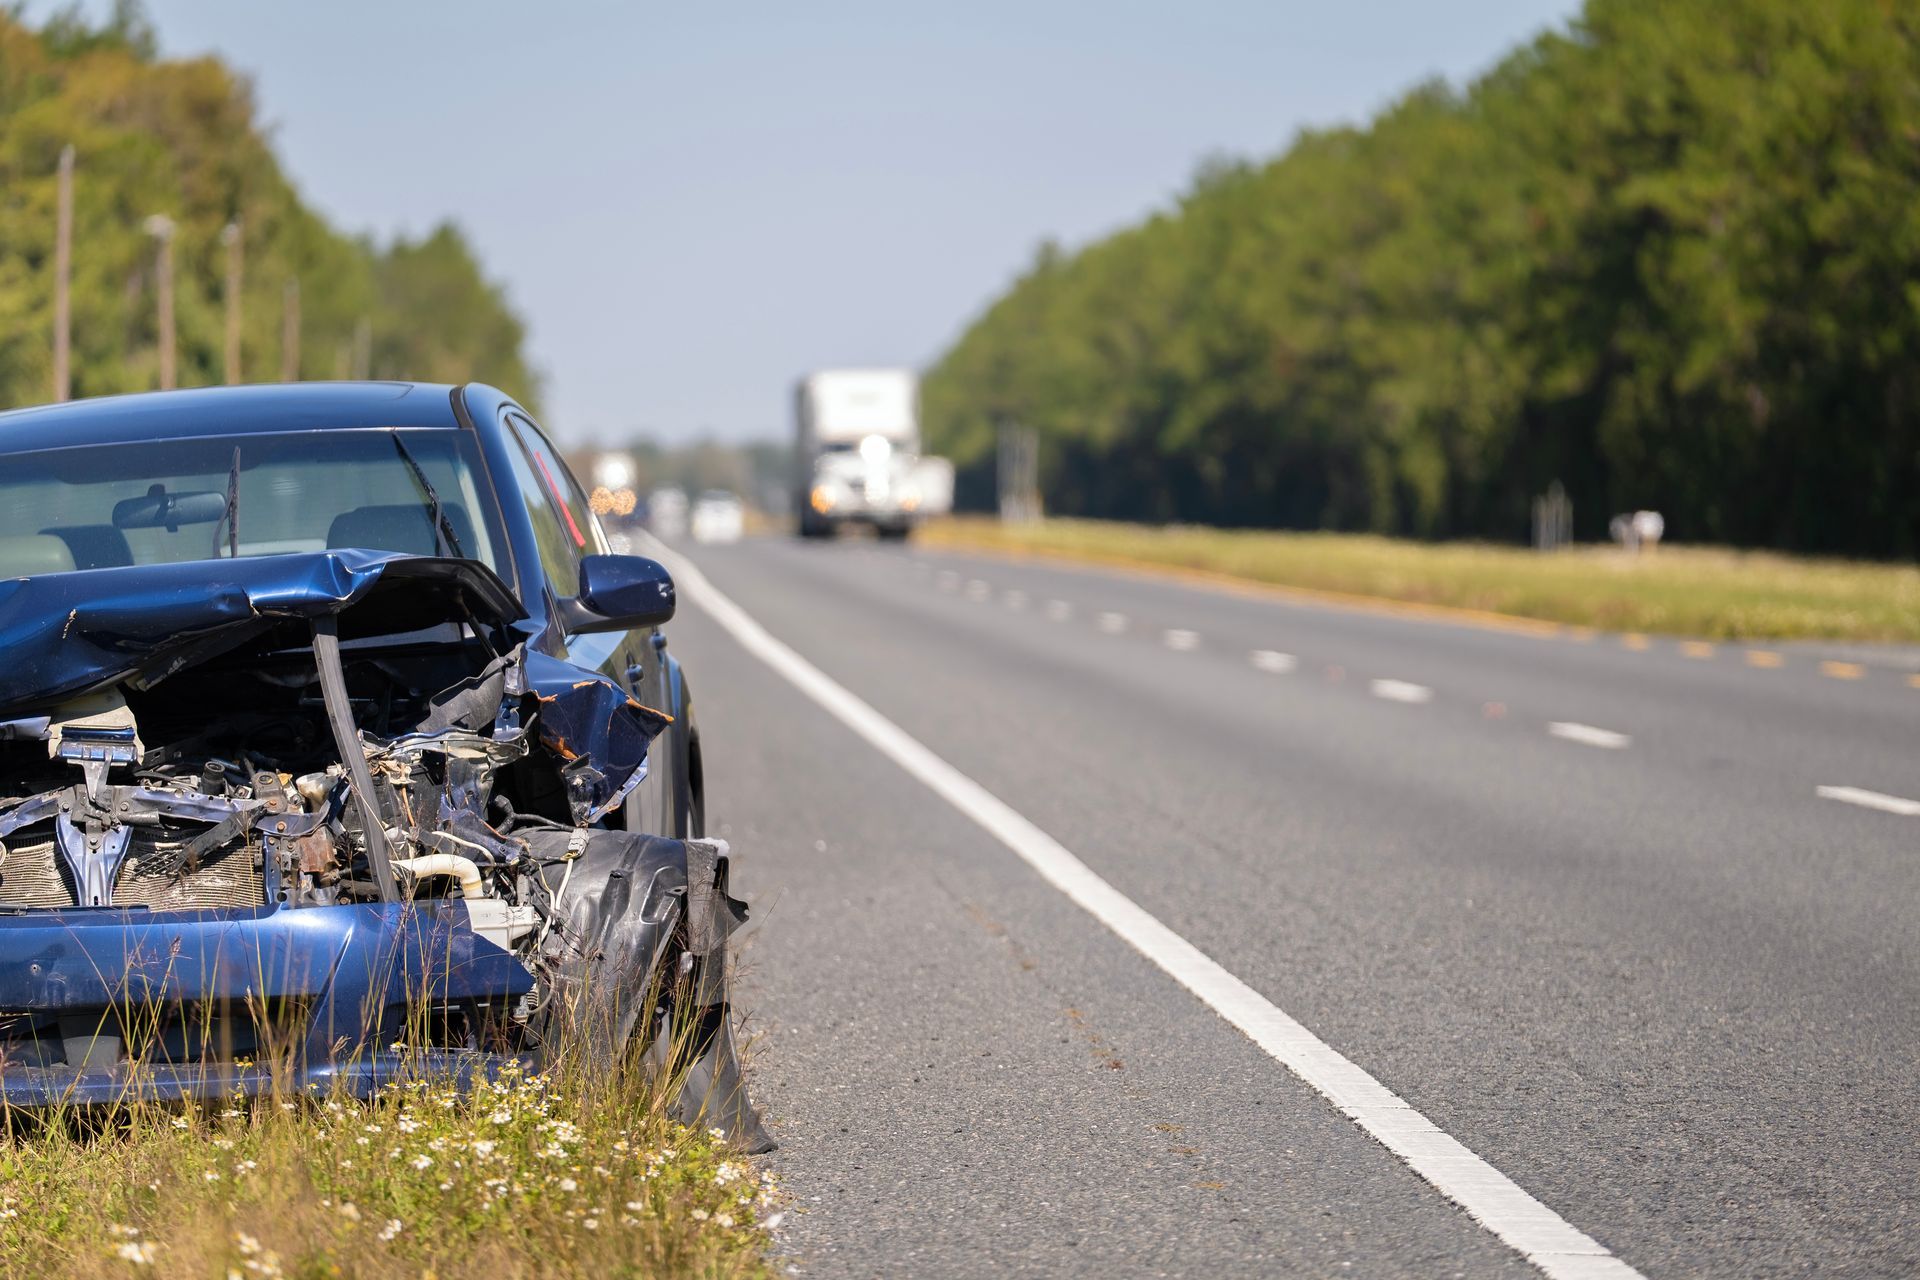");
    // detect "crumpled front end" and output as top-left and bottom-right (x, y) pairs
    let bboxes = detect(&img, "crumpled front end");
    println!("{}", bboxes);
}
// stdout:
(0, 552), (764, 1146)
